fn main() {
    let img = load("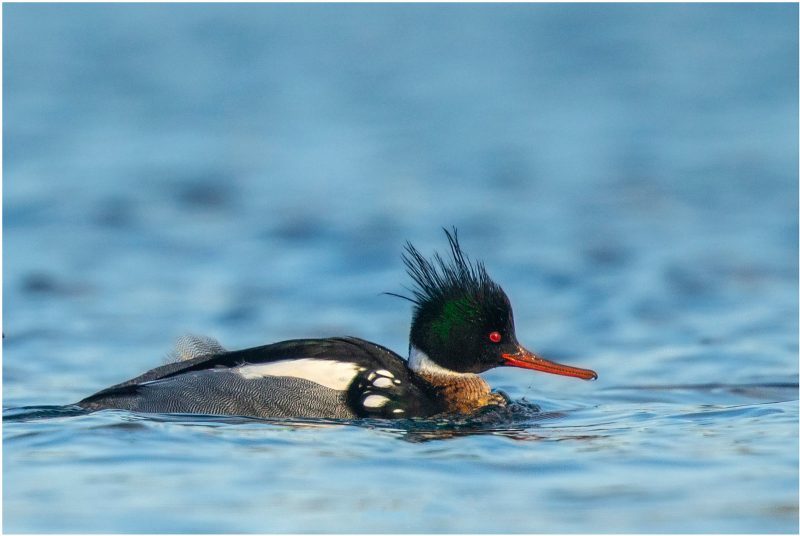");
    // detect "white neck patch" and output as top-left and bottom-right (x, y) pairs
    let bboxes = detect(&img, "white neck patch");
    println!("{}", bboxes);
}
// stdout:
(236, 359), (361, 390)
(408, 345), (471, 377)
